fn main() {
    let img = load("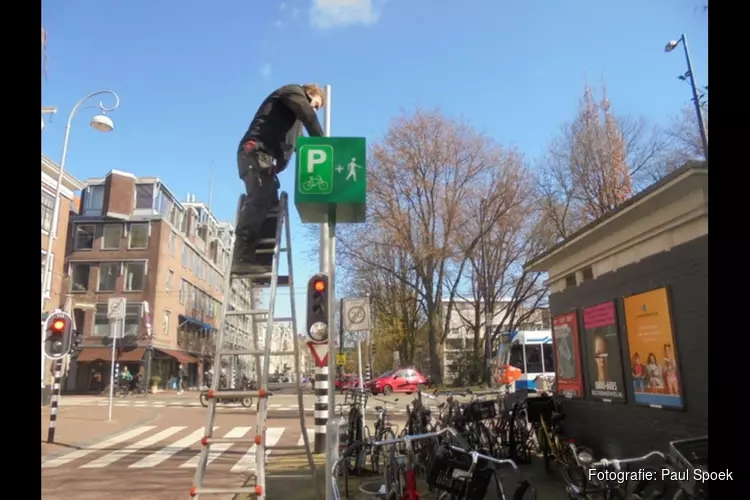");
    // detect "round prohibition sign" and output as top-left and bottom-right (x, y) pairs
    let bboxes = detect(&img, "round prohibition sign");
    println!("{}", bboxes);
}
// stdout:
(347, 306), (366, 325)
